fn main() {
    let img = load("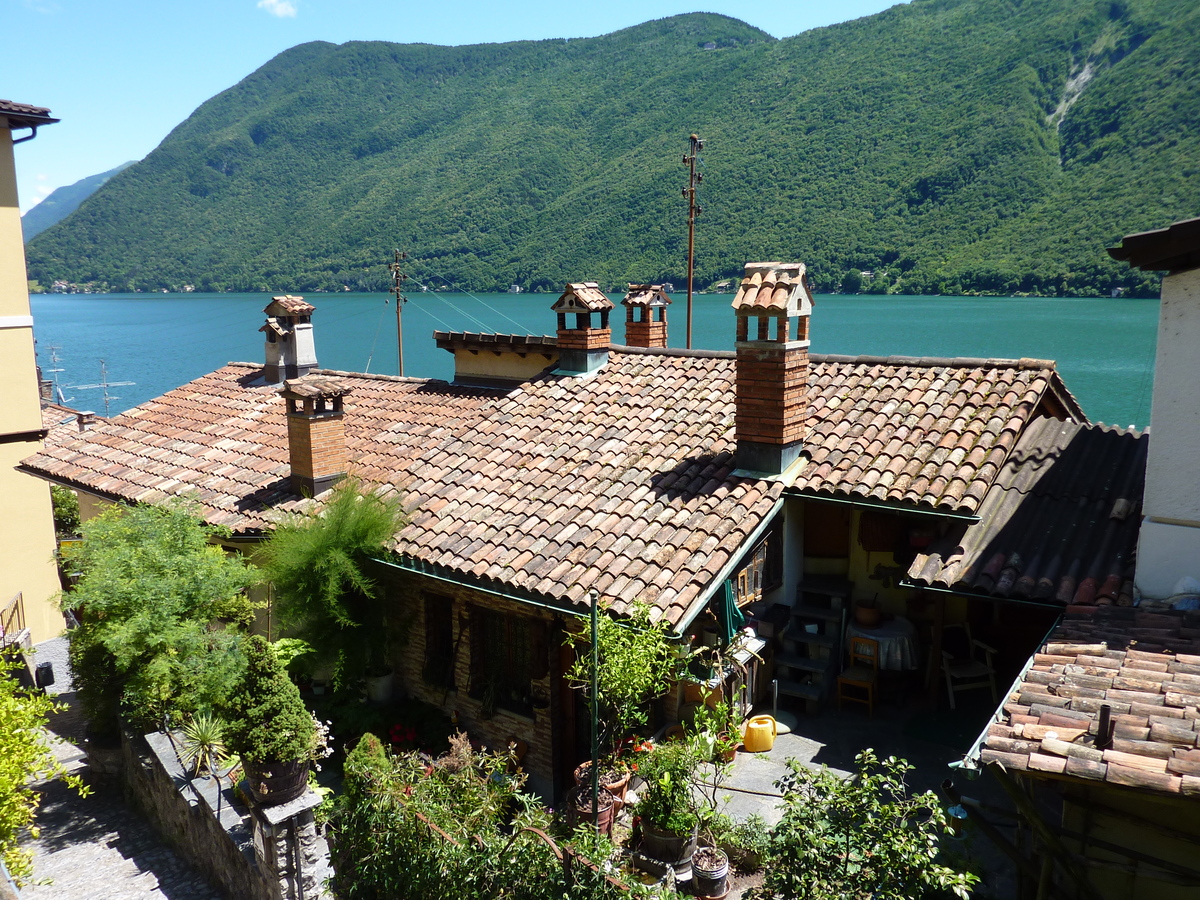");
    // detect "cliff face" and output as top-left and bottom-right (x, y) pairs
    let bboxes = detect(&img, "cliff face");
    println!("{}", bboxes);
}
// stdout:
(25, 3), (1200, 297)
